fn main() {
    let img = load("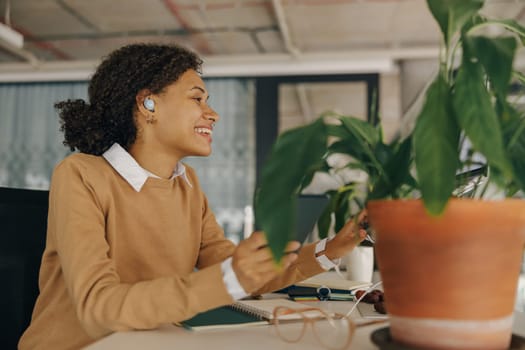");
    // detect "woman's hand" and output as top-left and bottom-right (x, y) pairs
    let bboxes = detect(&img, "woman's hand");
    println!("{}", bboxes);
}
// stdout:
(324, 210), (368, 260)
(231, 232), (300, 294)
